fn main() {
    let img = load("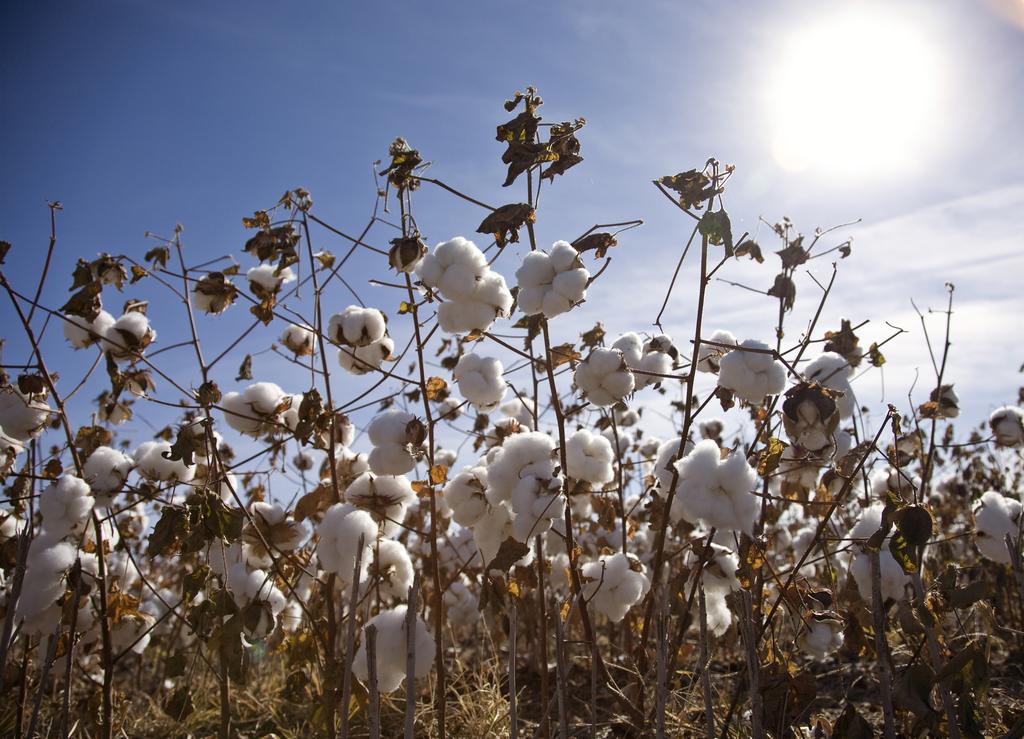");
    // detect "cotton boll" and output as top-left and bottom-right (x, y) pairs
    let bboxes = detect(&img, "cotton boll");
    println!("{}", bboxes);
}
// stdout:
(601, 426), (630, 456)
(344, 473), (415, 537)
(368, 443), (417, 476)
(327, 306), (388, 347)
(435, 271), (514, 334)
(485, 432), (557, 505)
(581, 552), (650, 623)
(18, 536), (76, 623)
(281, 323), (317, 356)
(133, 441), (196, 484)
(717, 339), (786, 405)
(501, 398), (536, 429)
(973, 490), (1022, 564)
(672, 440), (759, 534)
(192, 274), (237, 315)
(453, 353), (507, 412)
(372, 539), (415, 600)
(221, 382), (288, 437)
(434, 448), (458, 469)
(651, 438), (693, 493)
(82, 446), (134, 502)
(799, 615), (844, 659)
(206, 541), (246, 578)
(337, 336), (394, 375)
(443, 576), (479, 628)
(472, 502), (516, 567)
(515, 241), (589, 319)
(280, 601), (305, 633)
(0, 509), (23, 543)
(849, 549), (910, 603)
(242, 502), (309, 567)
(690, 543), (741, 594)
(316, 503), (377, 581)
(225, 564), (286, 637)
(102, 312), (157, 360)
(367, 410), (423, 476)
(566, 429), (614, 486)
(703, 588), (733, 636)
(615, 407), (640, 427)
(574, 348), (635, 407)
(0, 387), (53, 441)
(804, 353), (855, 419)
(353, 605), (435, 694)
(443, 466), (490, 527)
(247, 264), (295, 296)
(39, 476), (95, 537)
(990, 406), (1024, 447)
(612, 333), (675, 391)
(111, 611), (157, 655)
(333, 447), (371, 491)
(696, 330), (737, 373)
(63, 310), (115, 349)
(417, 237), (489, 299)
(510, 475), (563, 541)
